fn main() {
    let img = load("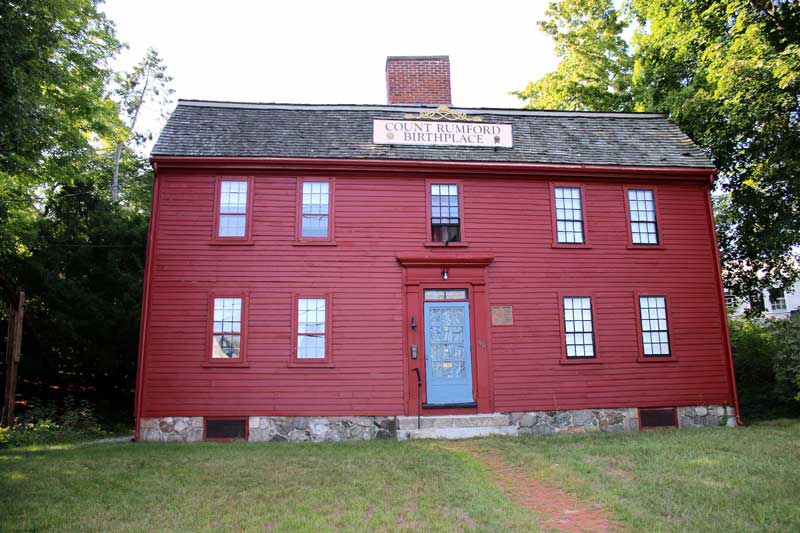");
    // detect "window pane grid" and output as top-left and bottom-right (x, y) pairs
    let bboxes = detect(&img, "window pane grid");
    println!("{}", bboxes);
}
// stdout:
(554, 187), (585, 244)
(301, 182), (330, 238)
(431, 184), (461, 242)
(628, 189), (658, 244)
(212, 297), (242, 359)
(640, 296), (670, 356)
(219, 181), (248, 237)
(768, 288), (787, 311)
(297, 298), (326, 359)
(563, 297), (595, 358)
